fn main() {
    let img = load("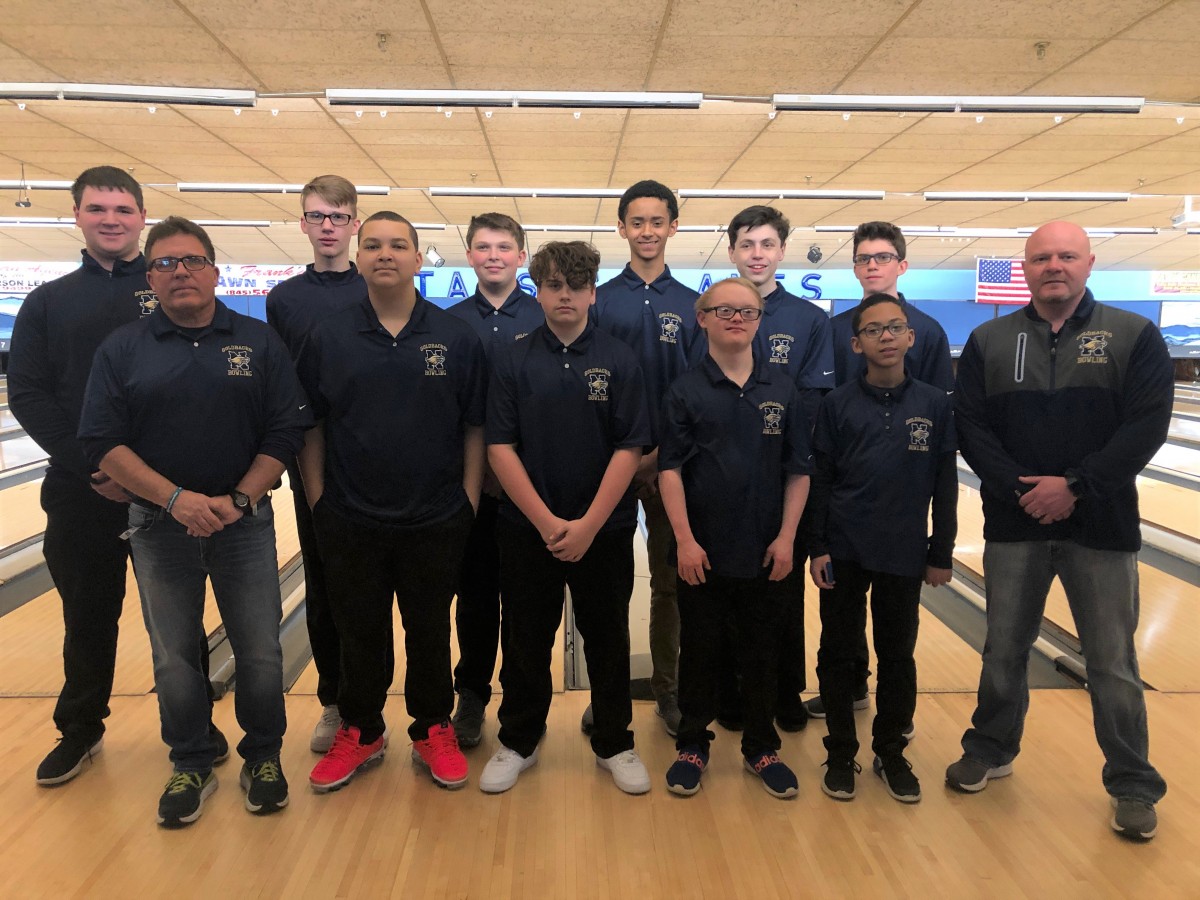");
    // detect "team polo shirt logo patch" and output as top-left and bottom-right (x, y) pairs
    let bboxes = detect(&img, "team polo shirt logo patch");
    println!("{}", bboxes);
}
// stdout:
(907, 417), (932, 451)
(585, 368), (611, 401)
(769, 333), (794, 364)
(515, 332), (530, 341)
(760, 401), (784, 435)
(1077, 330), (1111, 364)
(422, 343), (448, 376)
(659, 312), (682, 344)
(224, 345), (253, 377)
(136, 290), (159, 316)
